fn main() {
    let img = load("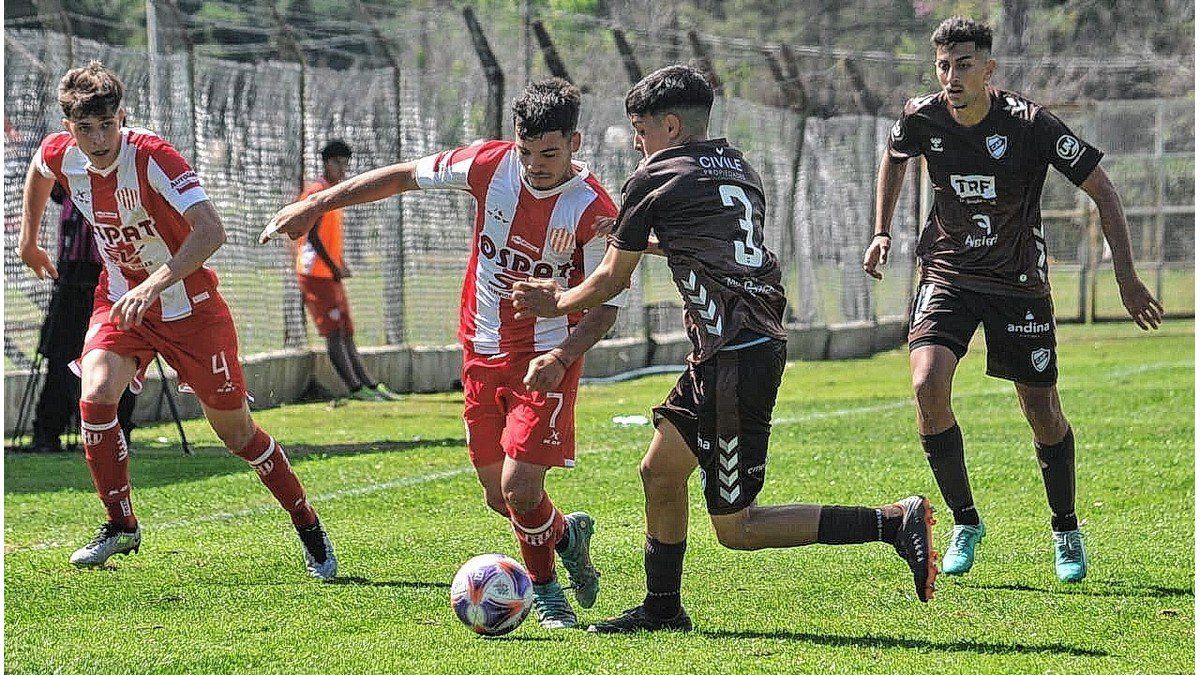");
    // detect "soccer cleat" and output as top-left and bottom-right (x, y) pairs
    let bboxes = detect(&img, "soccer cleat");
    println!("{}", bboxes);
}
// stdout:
(297, 520), (337, 581)
(1052, 529), (1087, 582)
(372, 383), (404, 401)
(942, 522), (986, 576)
(531, 579), (577, 629)
(892, 495), (938, 602)
(559, 512), (600, 608)
(70, 522), (141, 567)
(349, 387), (384, 402)
(587, 604), (693, 634)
